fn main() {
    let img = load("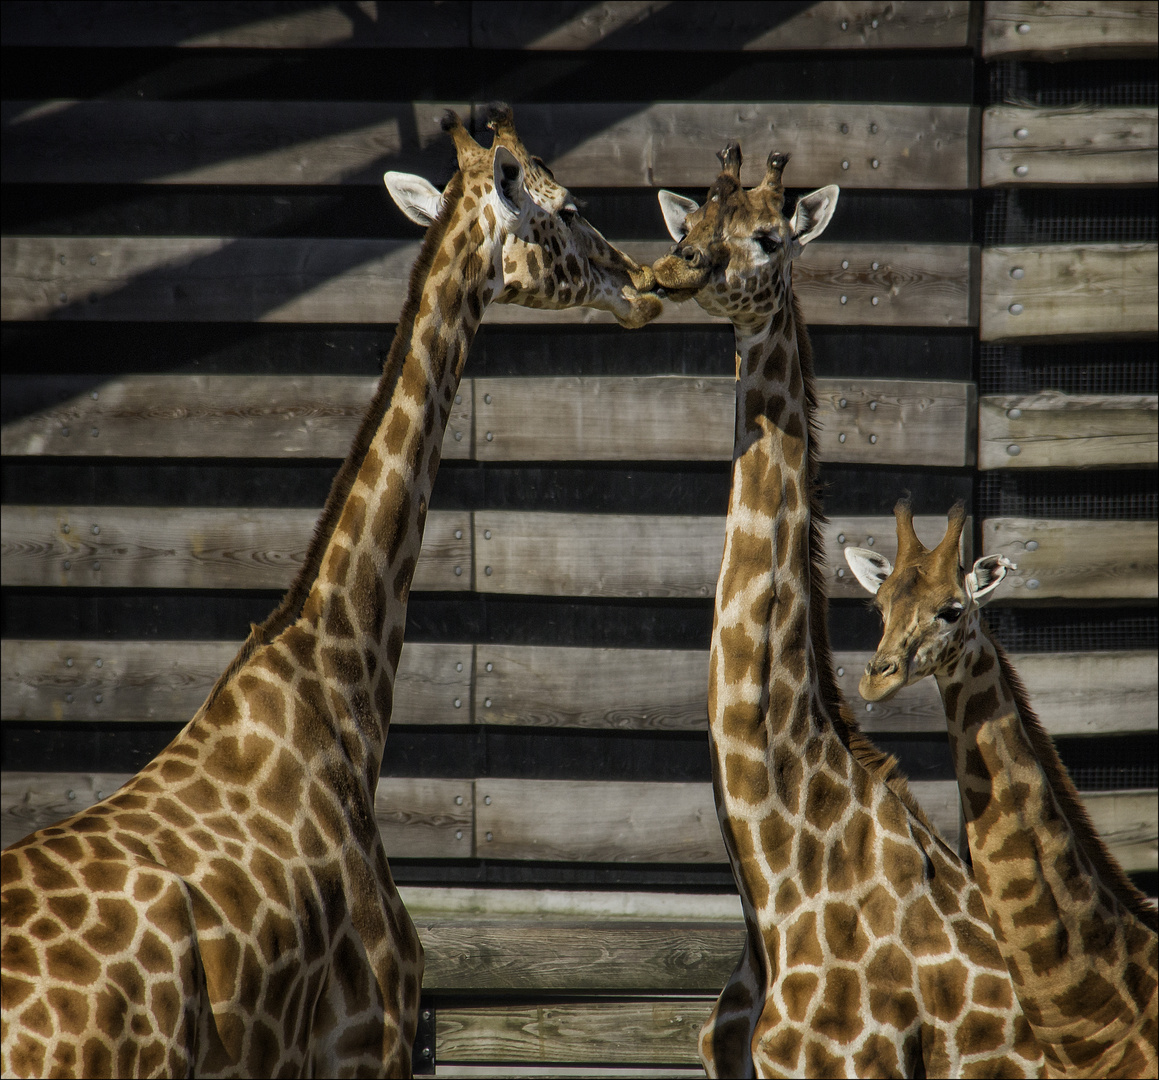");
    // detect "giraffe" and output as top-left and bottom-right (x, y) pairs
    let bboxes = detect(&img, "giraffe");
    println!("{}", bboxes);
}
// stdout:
(651, 144), (1044, 1078)
(0, 105), (662, 1079)
(845, 501), (1159, 1078)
